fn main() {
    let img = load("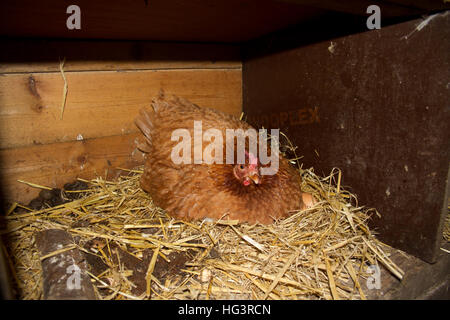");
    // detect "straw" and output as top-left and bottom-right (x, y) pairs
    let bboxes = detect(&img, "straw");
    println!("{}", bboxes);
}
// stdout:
(59, 57), (68, 120)
(3, 154), (405, 300)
